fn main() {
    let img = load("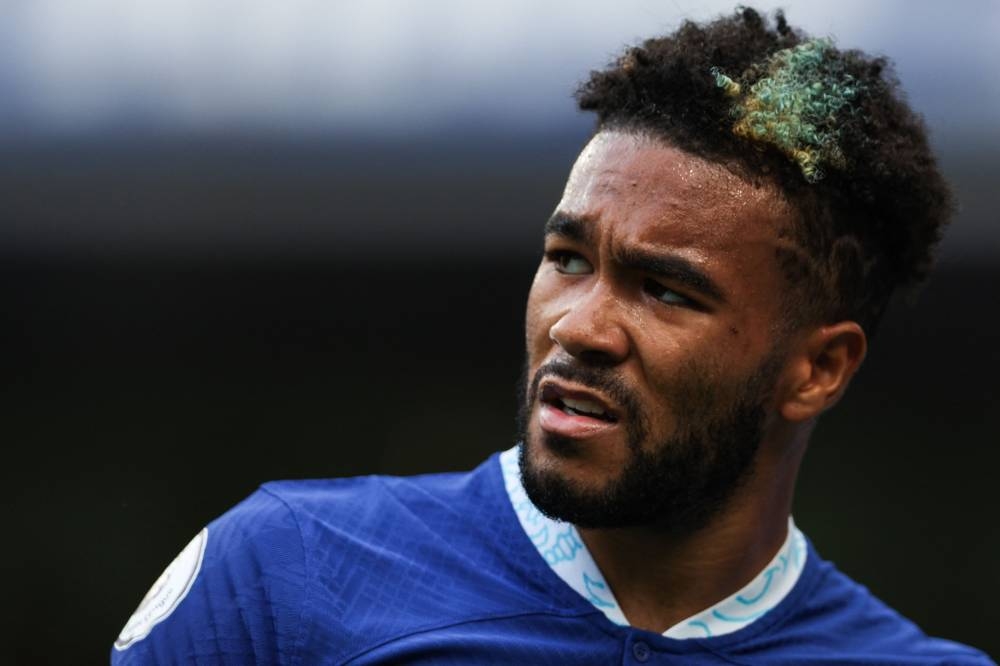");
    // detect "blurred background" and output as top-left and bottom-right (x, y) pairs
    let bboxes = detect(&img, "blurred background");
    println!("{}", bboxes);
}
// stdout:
(2, 1), (997, 662)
